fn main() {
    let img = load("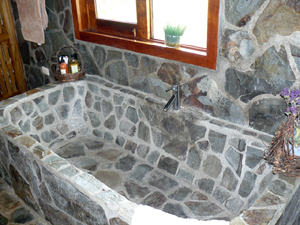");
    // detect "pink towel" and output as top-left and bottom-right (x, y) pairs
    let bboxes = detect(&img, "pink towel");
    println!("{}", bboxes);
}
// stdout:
(17, 0), (48, 44)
